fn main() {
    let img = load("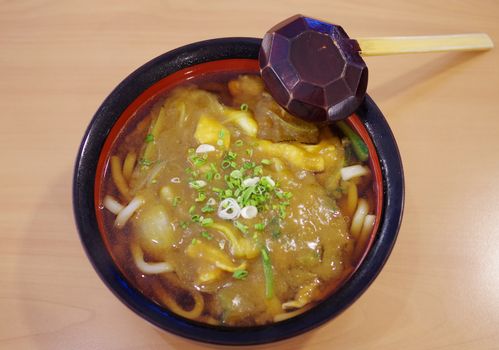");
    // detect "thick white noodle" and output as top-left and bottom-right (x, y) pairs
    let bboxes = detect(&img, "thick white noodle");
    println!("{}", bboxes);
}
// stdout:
(114, 196), (145, 228)
(360, 214), (376, 238)
(131, 243), (173, 274)
(103, 195), (124, 215)
(350, 198), (369, 238)
(340, 165), (370, 181)
(282, 299), (307, 310)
